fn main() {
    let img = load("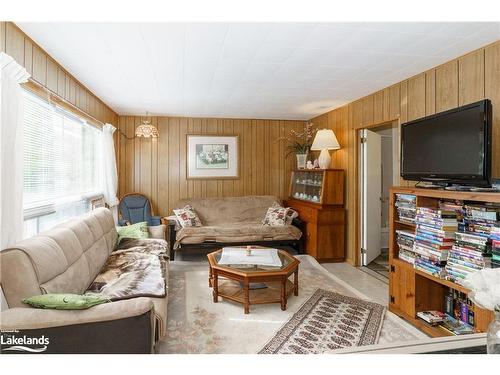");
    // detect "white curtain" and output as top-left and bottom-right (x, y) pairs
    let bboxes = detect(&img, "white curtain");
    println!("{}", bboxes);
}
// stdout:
(0, 52), (30, 250)
(102, 123), (119, 222)
(0, 53), (30, 311)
